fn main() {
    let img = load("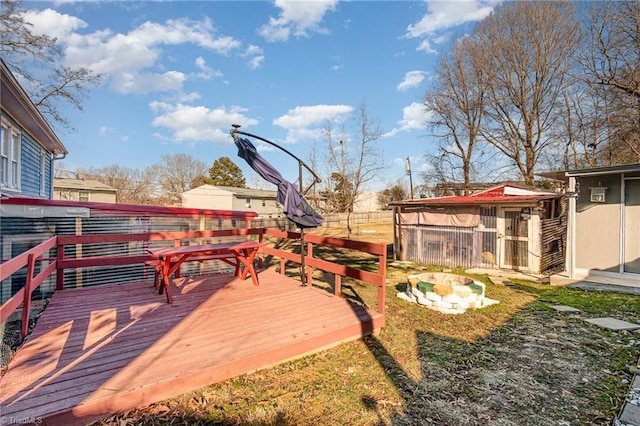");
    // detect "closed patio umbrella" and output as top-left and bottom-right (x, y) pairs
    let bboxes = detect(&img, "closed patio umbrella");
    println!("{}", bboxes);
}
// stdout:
(231, 126), (323, 286)
(234, 136), (323, 229)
